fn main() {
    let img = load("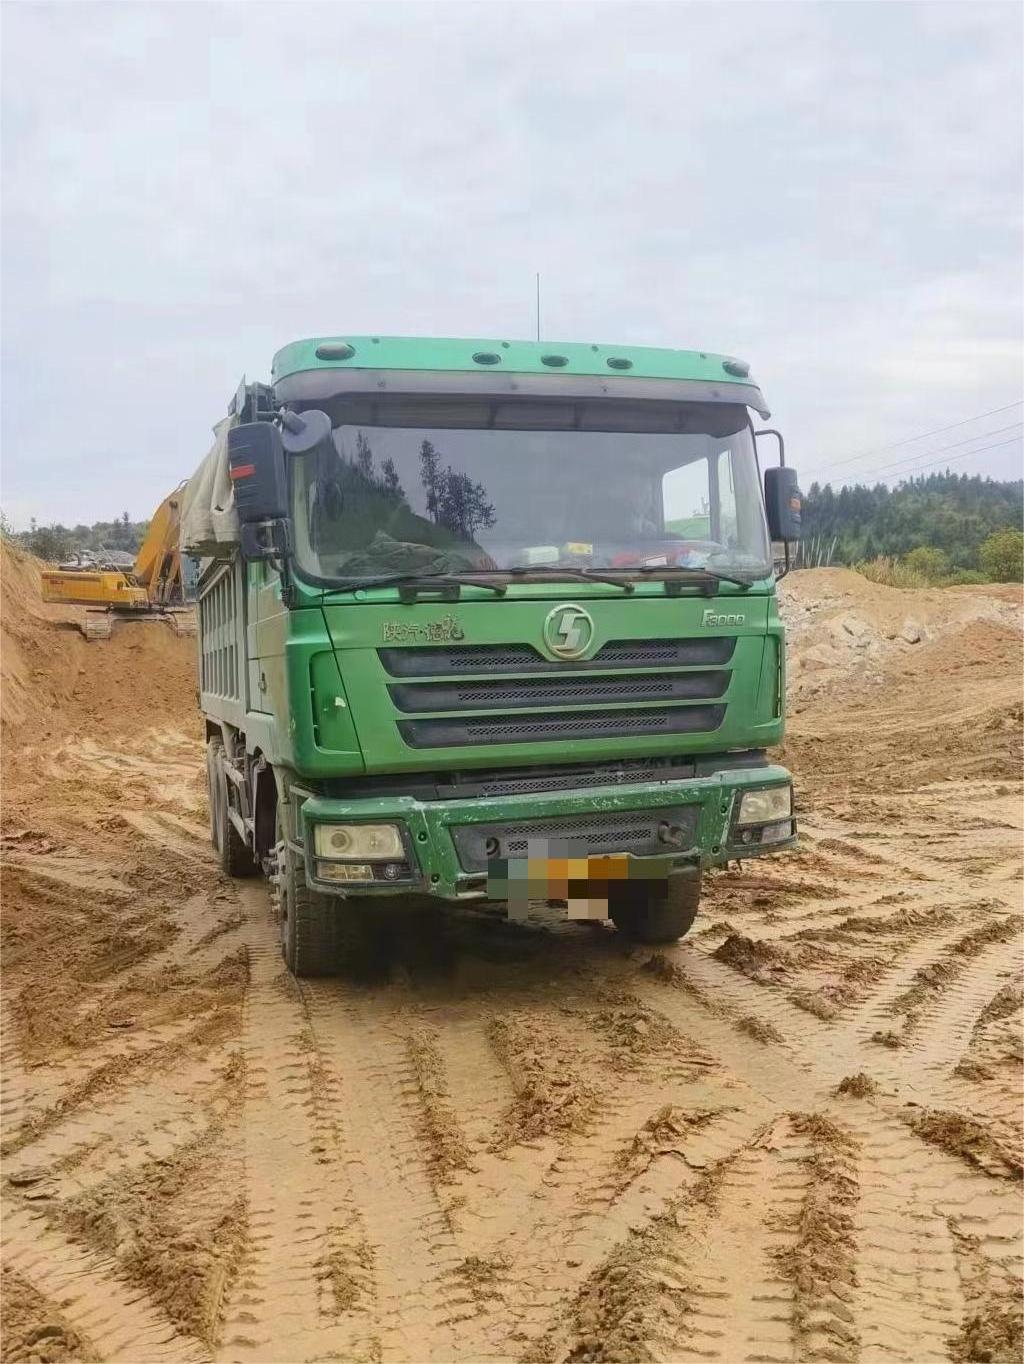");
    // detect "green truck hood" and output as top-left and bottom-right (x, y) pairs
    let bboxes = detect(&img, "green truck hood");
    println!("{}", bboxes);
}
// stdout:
(318, 591), (783, 775)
